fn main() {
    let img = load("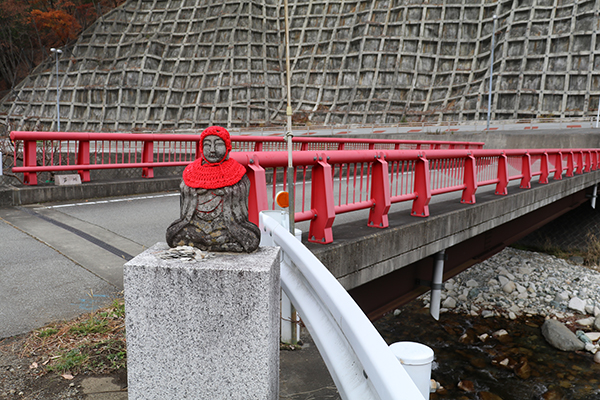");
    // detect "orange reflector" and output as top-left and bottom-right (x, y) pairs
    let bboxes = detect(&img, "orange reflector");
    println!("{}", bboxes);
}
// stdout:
(276, 191), (289, 208)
